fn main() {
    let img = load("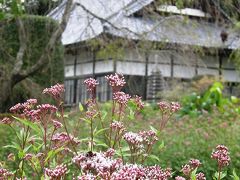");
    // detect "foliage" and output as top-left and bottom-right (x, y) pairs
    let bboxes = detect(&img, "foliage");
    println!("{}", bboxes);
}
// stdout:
(179, 81), (240, 117)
